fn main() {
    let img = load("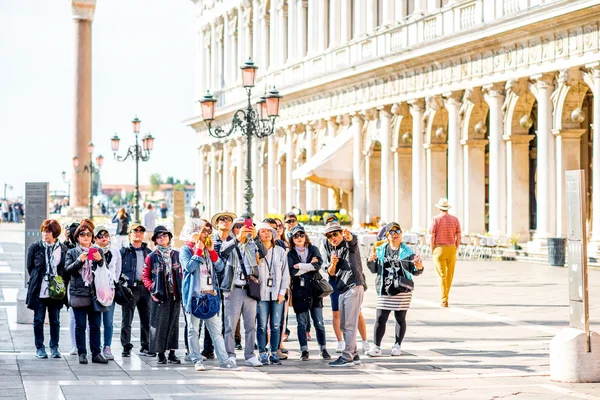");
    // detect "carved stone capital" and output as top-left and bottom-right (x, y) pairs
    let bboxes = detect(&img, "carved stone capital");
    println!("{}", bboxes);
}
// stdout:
(531, 72), (556, 90)
(483, 82), (506, 98)
(444, 91), (463, 109)
(71, 0), (96, 20)
(408, 99), (425, 115)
